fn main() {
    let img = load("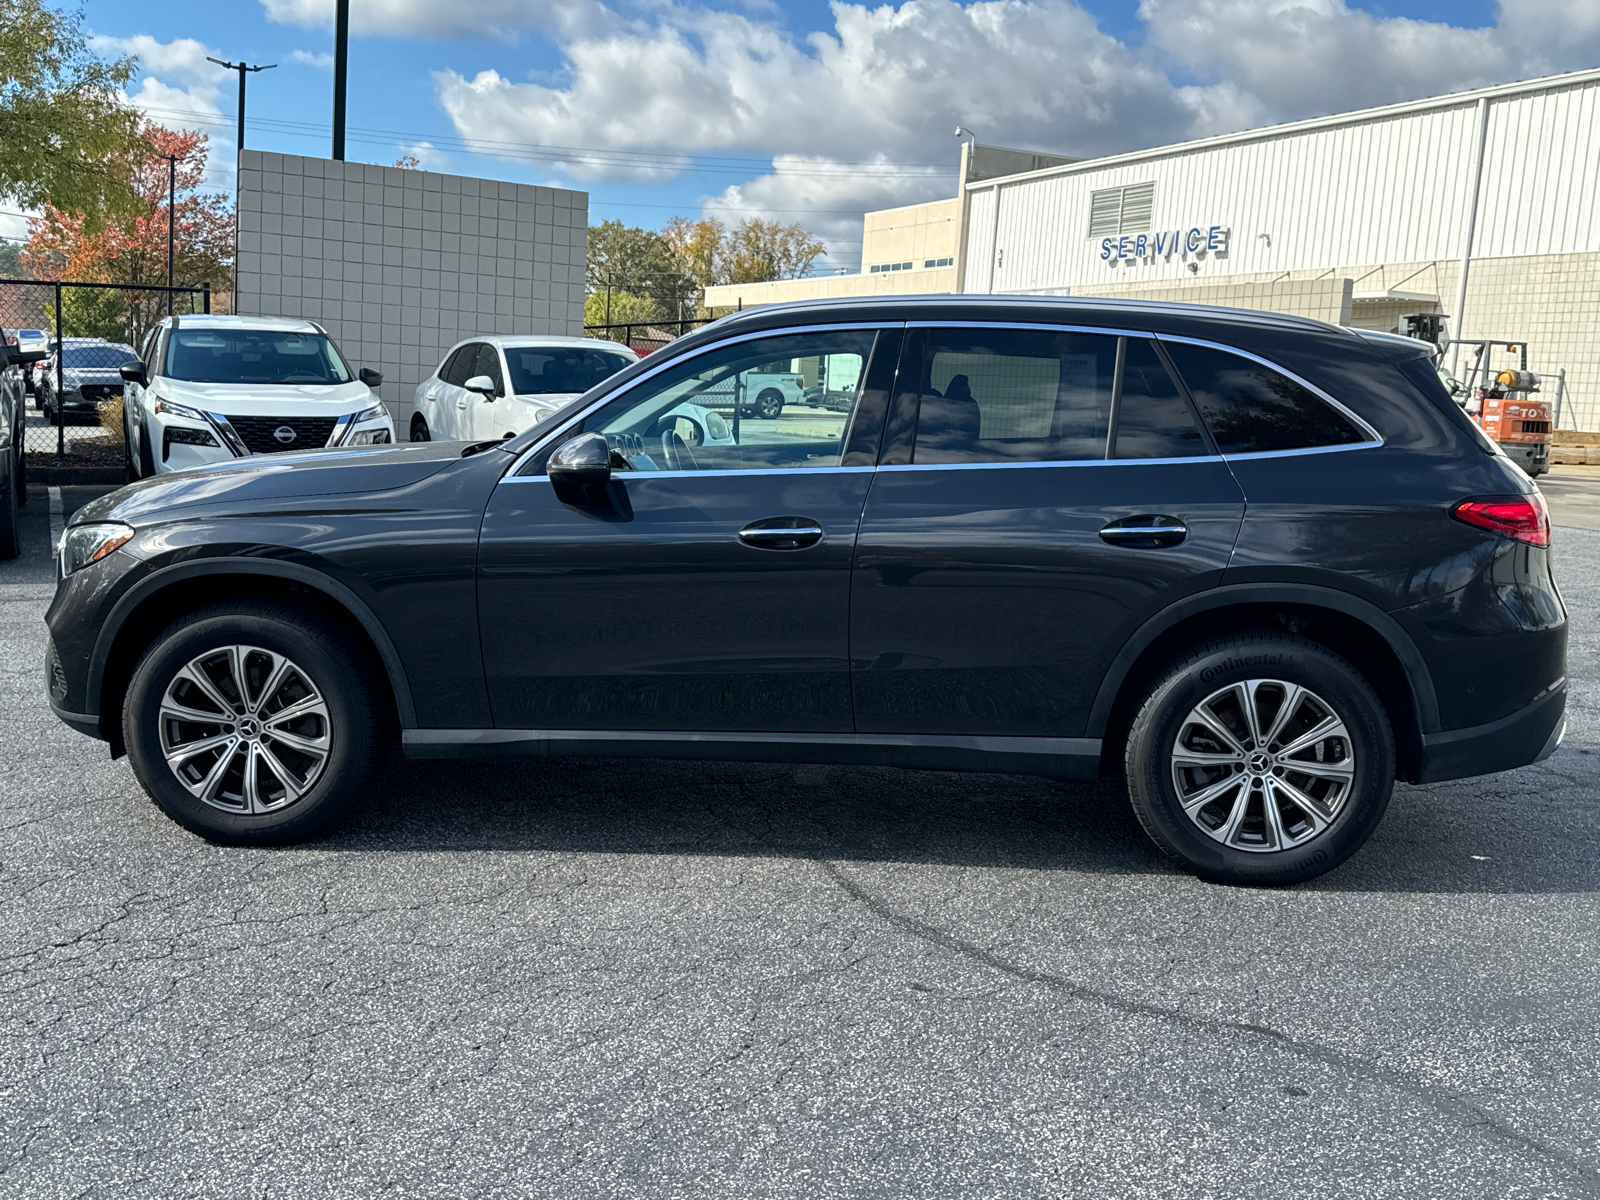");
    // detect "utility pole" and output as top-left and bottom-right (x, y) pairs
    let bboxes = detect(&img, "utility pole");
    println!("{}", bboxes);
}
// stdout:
(166, 155), (177, 315)
(332, 0), (349, 160)
(207, 57), (277, 169)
